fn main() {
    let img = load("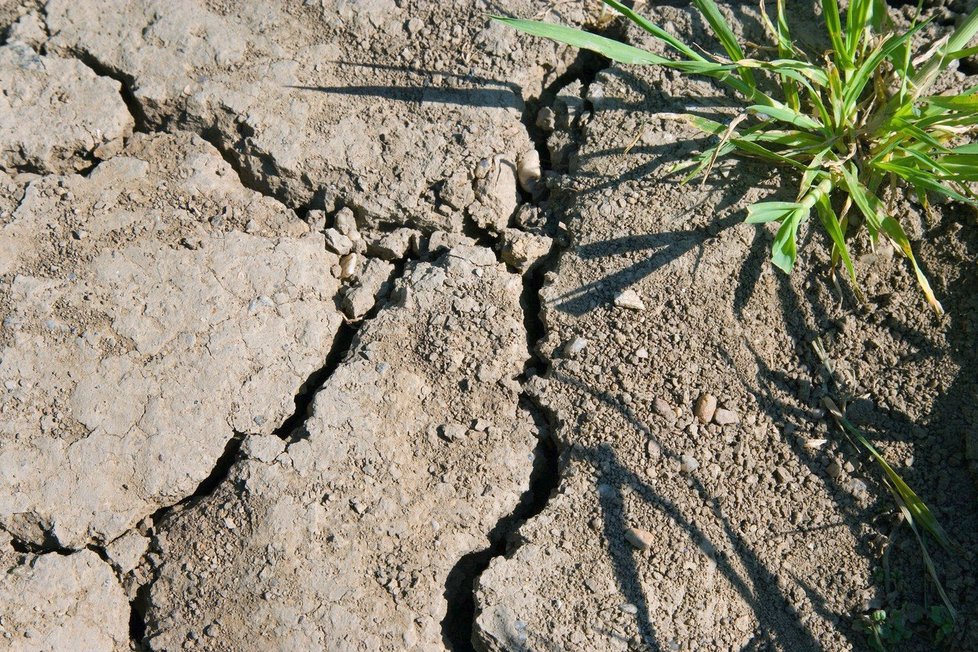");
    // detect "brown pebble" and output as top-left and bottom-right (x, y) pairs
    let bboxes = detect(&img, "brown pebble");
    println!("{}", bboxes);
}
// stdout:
(694, 393), (717, 423)
(624, 527), (654, 551)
